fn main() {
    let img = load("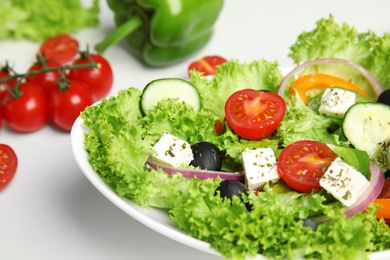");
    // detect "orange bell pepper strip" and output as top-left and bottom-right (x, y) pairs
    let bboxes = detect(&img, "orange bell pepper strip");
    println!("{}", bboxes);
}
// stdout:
(289, 73), (369, 105)
(373, 198), (390, 219)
